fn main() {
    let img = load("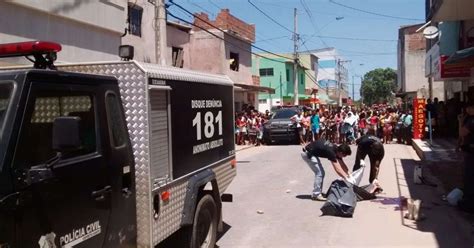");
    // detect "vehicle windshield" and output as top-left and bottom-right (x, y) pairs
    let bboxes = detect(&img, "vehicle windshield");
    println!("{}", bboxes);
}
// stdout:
(272, 109), (298, 119)
(0, 83), (13, 139)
